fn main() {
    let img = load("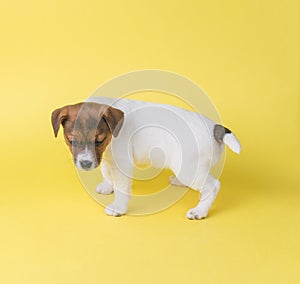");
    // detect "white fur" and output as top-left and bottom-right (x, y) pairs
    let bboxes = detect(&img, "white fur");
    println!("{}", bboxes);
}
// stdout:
(223, 133), (241, 154)
(76, 146), (96, 170)
(96, 181), (114, 194)
(86, 97), (240, 219)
